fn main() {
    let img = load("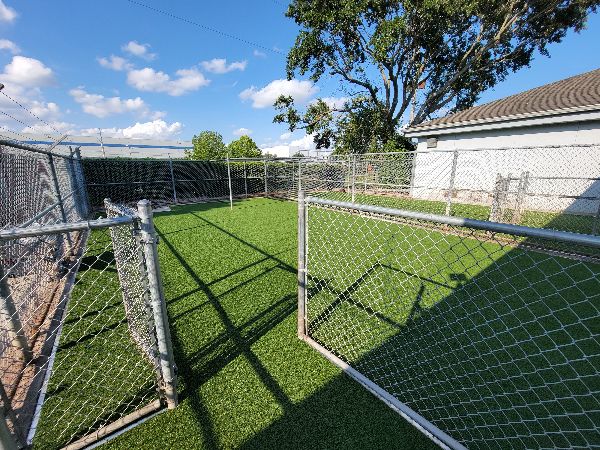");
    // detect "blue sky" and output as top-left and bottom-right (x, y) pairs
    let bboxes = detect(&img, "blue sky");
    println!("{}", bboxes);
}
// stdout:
(0, 1), (599, 156)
